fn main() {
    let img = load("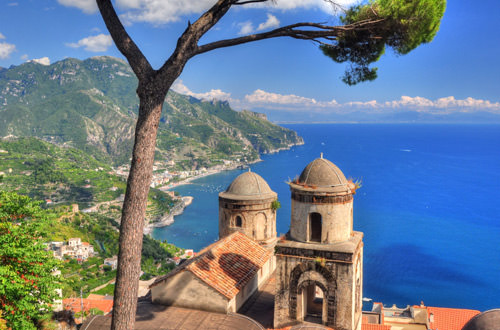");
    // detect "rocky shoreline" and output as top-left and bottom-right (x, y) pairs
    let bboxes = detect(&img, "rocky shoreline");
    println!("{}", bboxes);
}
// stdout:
(144, 196), (193, 235)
